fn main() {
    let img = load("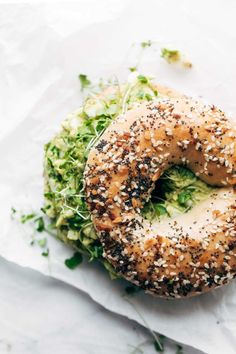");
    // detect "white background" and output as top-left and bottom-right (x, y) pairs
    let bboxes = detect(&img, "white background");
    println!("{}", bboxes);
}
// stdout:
(1, 1), (236, 353)
(0, 256), (201, 354)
